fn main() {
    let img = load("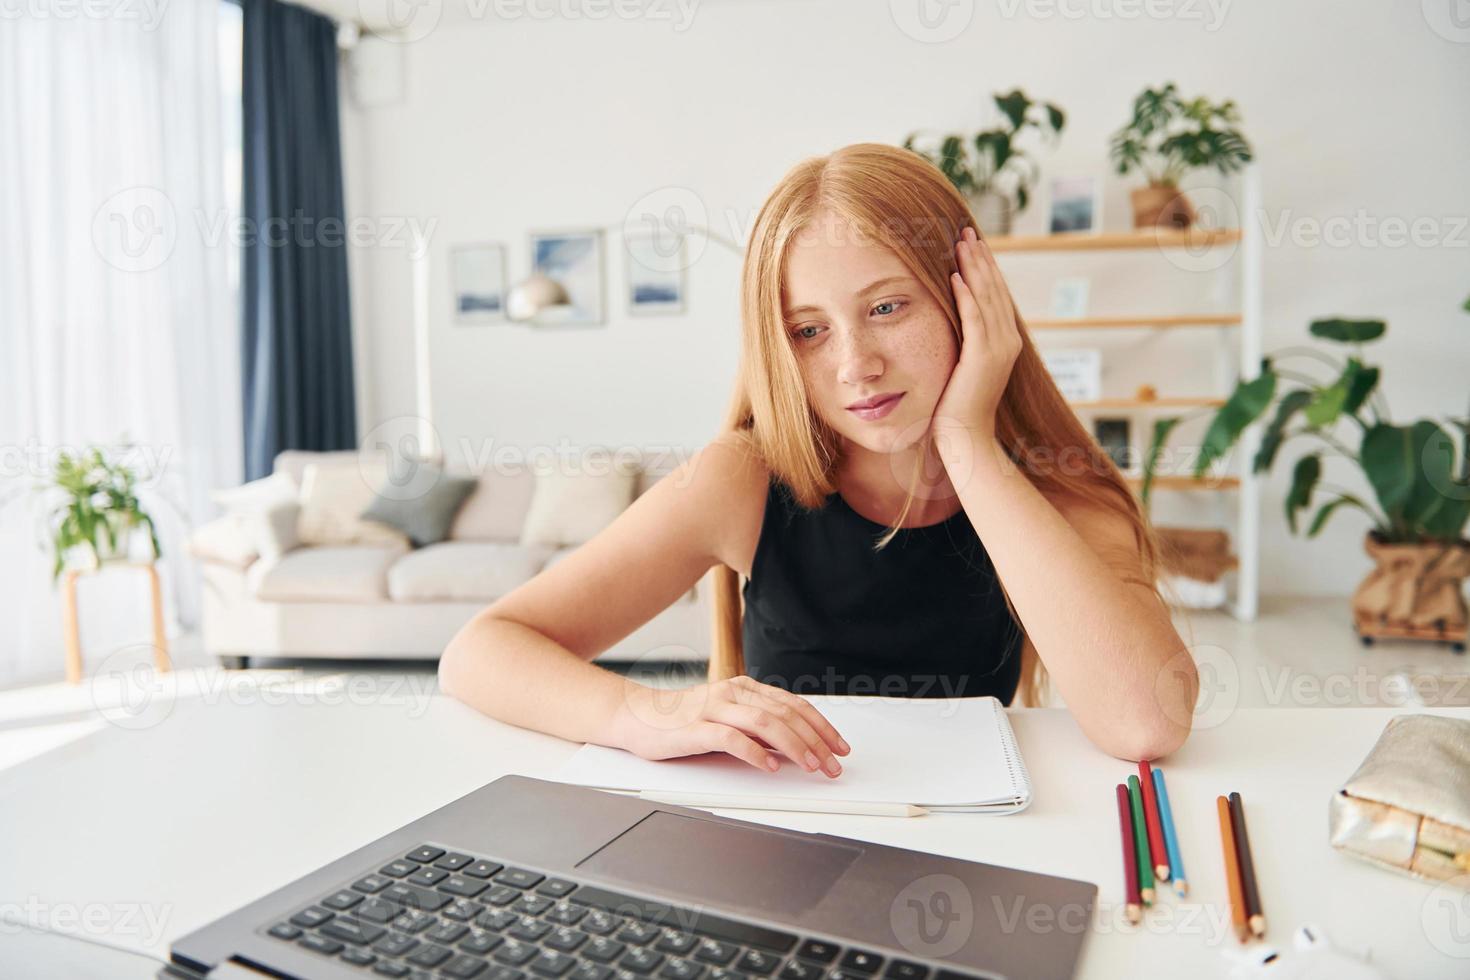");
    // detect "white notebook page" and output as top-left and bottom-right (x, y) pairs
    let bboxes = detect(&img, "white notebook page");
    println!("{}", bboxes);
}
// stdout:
(548, 695), (1028, 809)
